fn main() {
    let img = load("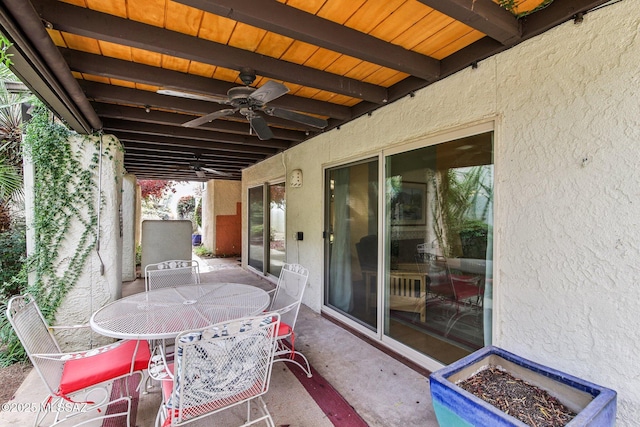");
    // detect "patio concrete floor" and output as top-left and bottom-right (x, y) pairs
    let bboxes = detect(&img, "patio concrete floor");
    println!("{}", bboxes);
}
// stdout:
(0, 256), (439, 427)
